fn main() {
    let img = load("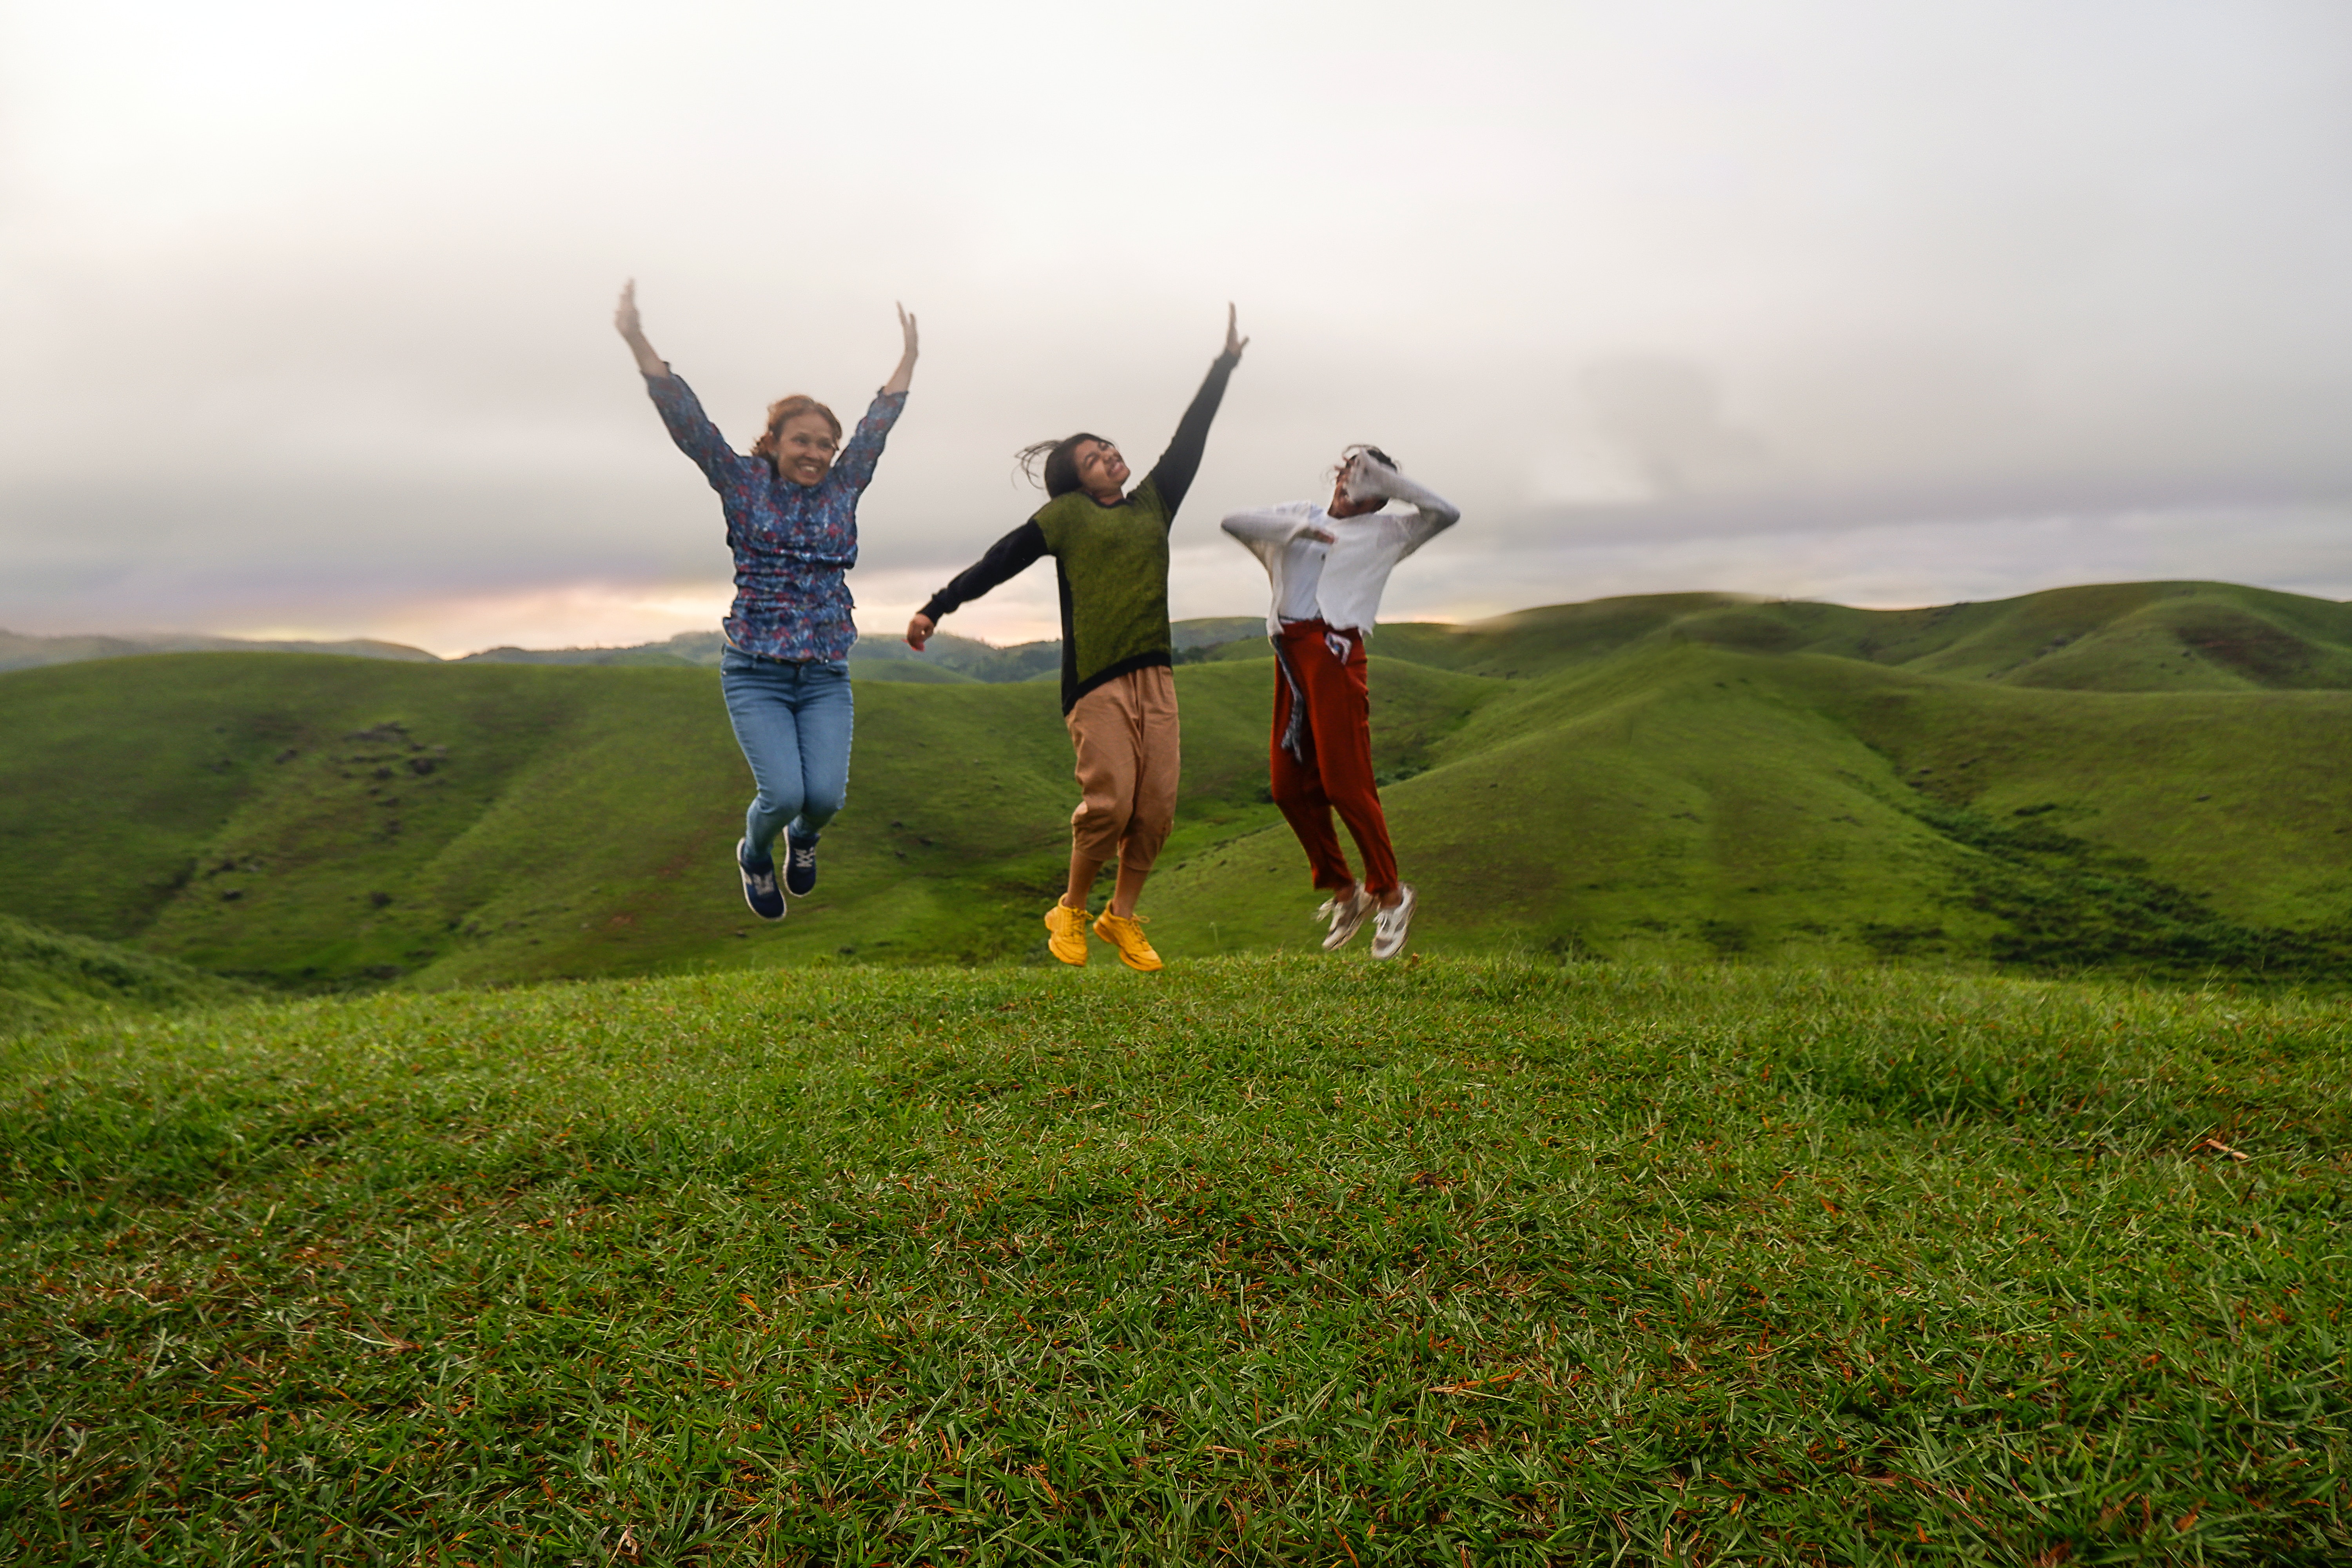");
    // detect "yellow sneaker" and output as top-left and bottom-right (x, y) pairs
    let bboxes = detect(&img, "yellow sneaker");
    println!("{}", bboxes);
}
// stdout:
(1044, 900), (1090, 966)
(1091, 909), (1163, 972)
